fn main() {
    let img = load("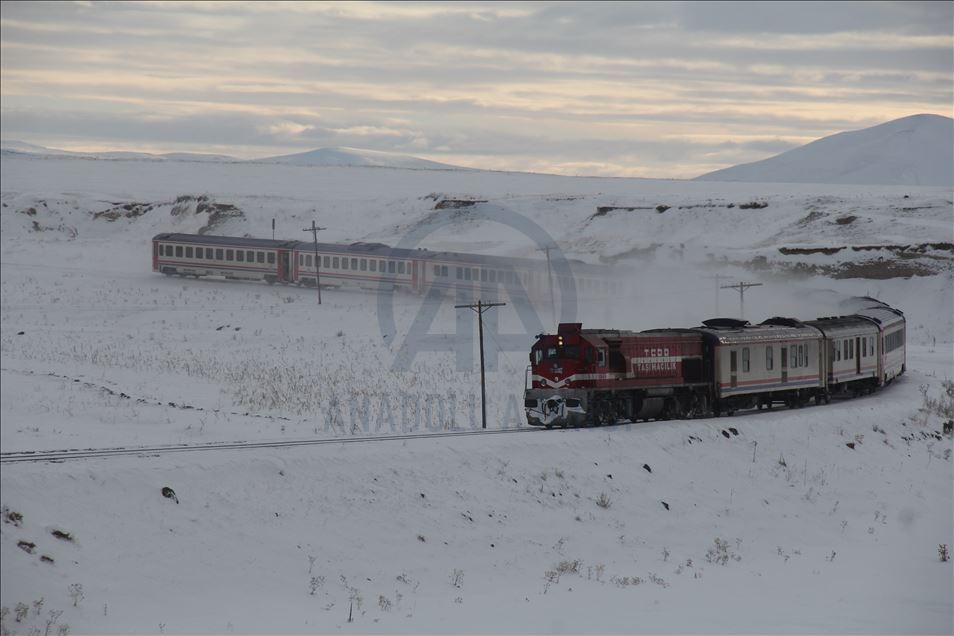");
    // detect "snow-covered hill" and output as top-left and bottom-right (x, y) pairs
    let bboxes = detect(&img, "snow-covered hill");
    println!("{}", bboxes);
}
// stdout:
(0, 140), (238, 164)
(696, 114), (954, 186)
(1, 154), (952, 634)
(255, 146), (463, 170)
(0, 140), (462, 171)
